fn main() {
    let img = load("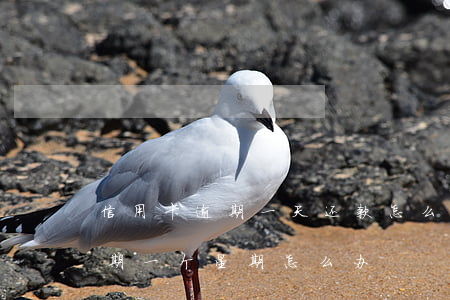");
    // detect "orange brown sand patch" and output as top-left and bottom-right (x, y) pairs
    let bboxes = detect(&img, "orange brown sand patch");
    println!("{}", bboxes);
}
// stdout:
(21, 221), (449, 300)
